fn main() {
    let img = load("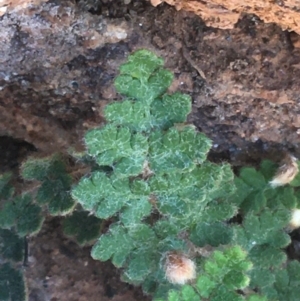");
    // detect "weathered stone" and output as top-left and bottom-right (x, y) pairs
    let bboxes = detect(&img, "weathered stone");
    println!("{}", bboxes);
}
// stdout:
(0, 1), (130, 153)
(0, 0), (47, 16)
(151, 0), (300, 35)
